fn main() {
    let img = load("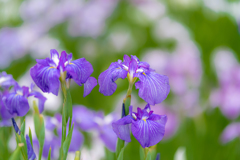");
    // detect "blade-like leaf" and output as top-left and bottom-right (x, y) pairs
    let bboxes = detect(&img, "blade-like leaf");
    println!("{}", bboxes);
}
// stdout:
(117, 148), (124, 160)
